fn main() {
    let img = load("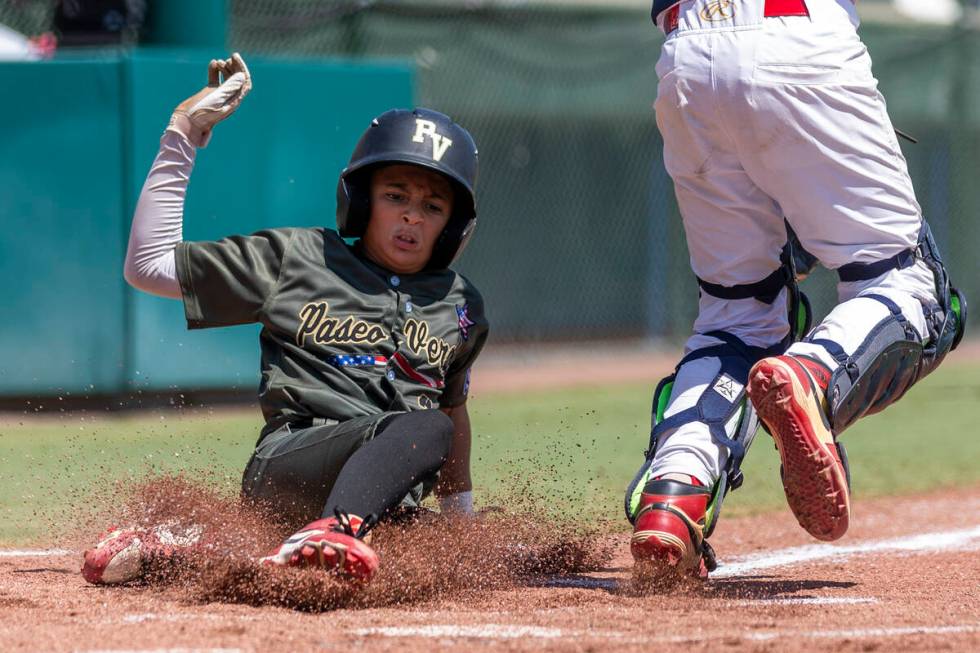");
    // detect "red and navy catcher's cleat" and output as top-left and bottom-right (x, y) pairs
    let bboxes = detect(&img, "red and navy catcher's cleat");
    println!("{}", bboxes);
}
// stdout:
(748, 353), (850, 541)
(260, 510), (380, 582)
(630, 478), (712, 581)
